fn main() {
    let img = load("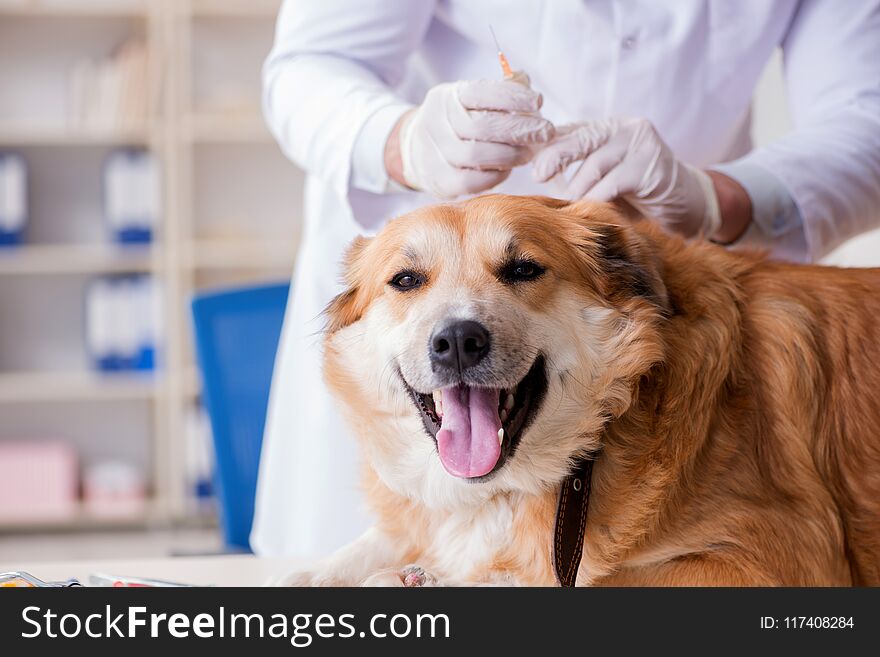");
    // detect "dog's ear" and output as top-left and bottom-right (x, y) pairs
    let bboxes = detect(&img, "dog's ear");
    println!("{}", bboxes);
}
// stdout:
(324, 235), (371, 333)
(590, 222), (670, 313)
(564, 200), (670, 315)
